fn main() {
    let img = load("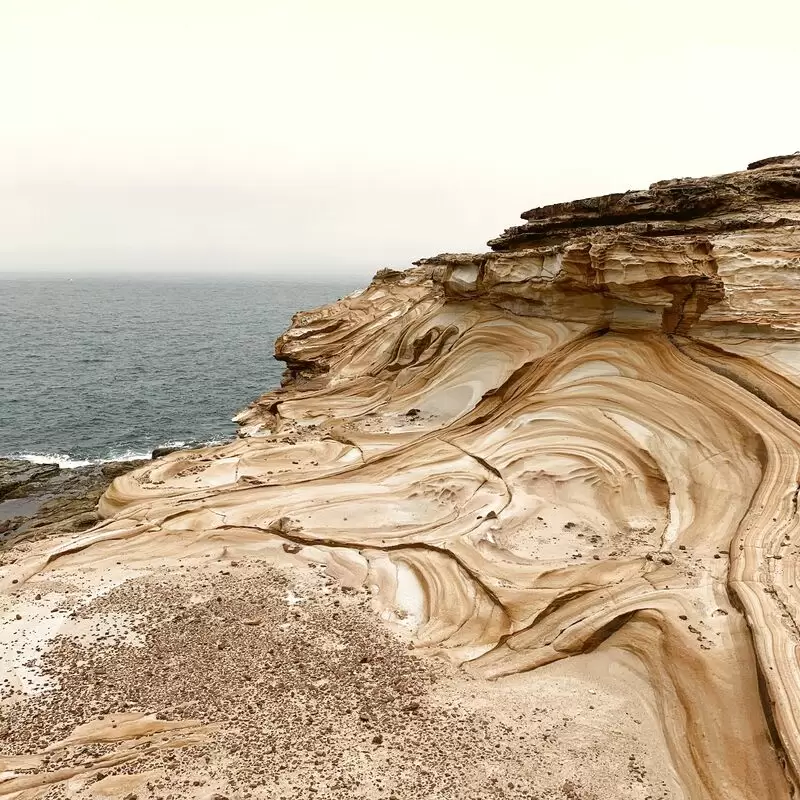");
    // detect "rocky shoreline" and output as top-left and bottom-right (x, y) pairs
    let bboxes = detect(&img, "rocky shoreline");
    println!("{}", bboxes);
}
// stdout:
(0, 458), (148, 546)
(3, 154), (800, 799)
(0, 442), (208, 547)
